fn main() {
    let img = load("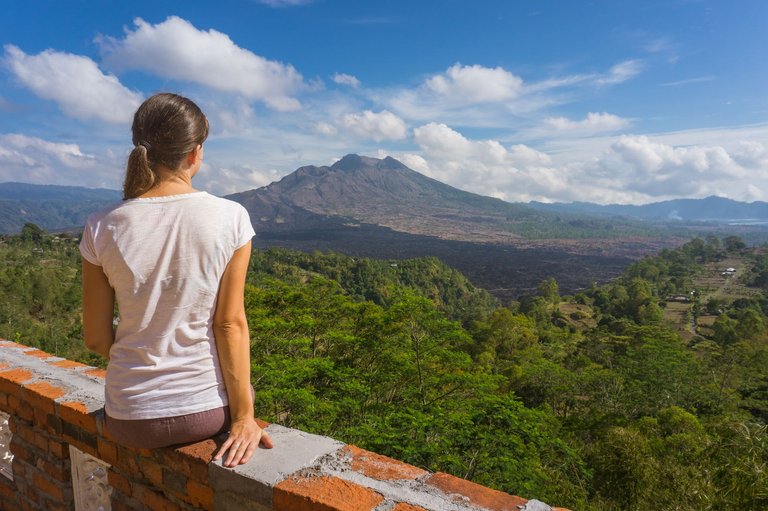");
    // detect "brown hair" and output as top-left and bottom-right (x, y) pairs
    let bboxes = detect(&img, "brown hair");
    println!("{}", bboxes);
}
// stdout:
(123, 93), (209, 199)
